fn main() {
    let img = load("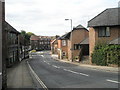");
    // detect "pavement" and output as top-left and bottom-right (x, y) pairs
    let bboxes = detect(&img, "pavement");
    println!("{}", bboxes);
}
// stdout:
(51, 54), (119, 73)
(7, 59), (37, 88)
